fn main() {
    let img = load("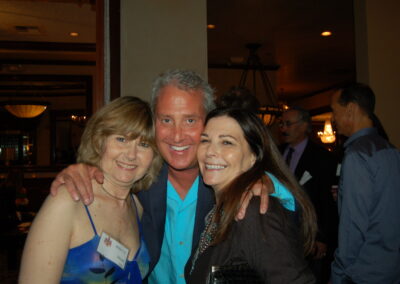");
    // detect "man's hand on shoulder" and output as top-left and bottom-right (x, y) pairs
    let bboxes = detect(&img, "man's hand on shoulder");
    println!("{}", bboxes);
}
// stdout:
(50, 163), (103, 205)
(236, 175), (272, 220)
